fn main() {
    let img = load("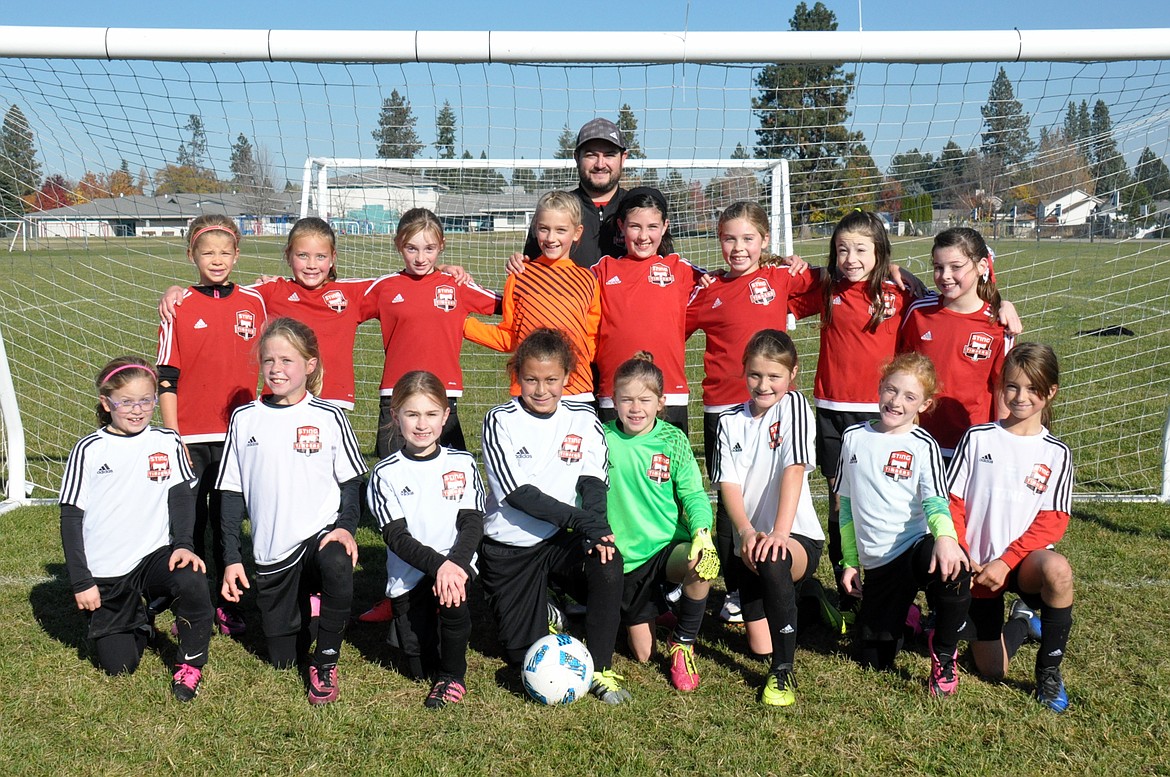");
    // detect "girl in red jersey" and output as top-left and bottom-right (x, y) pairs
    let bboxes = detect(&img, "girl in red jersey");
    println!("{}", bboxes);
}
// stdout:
(157, 215), (267, 637)
(363, 208), (500, 458)
(898, 227), (1014, 458)
(947, 343), (1074, 713)
(592, 187), (706, 433)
